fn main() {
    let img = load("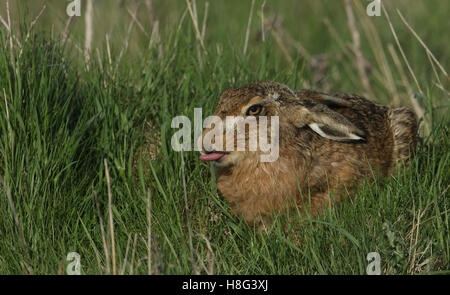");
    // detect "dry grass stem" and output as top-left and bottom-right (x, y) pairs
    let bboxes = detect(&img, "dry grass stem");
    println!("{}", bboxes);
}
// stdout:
(3, 88), (9, 121)
(181, 151), (195, 271)
(145, 0), (155, 24)
(382, 3), (422, 94)
(116, 7), (138, 71)
(104, 159), (116, 275)
(130, 234), (138, 275)
(260, 1), (266, 42)
(93, 190), (111, 274)
(344, 0), (372, 97)
(243, 0), (255, 56)
(62, 15), (75, 44)
(197, 234), (215, 275)
(0, 14), (8, 30)
(127, 6), (150, 39)
(262, 17), (292, 63)
(388, 44), (425, 121)
(201, 1), (209, 40)
(6, 1), (13, 51)
(120, 234), (132, 275)
(396, 9), (448, 80)
(185, 0), (208, 55)
(84, 0), (94, 64)
(4, 179), (33, 274)
(19, 5), (46, 58)
(147, 189), (152, 275)
(353, 0), (400, 105)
